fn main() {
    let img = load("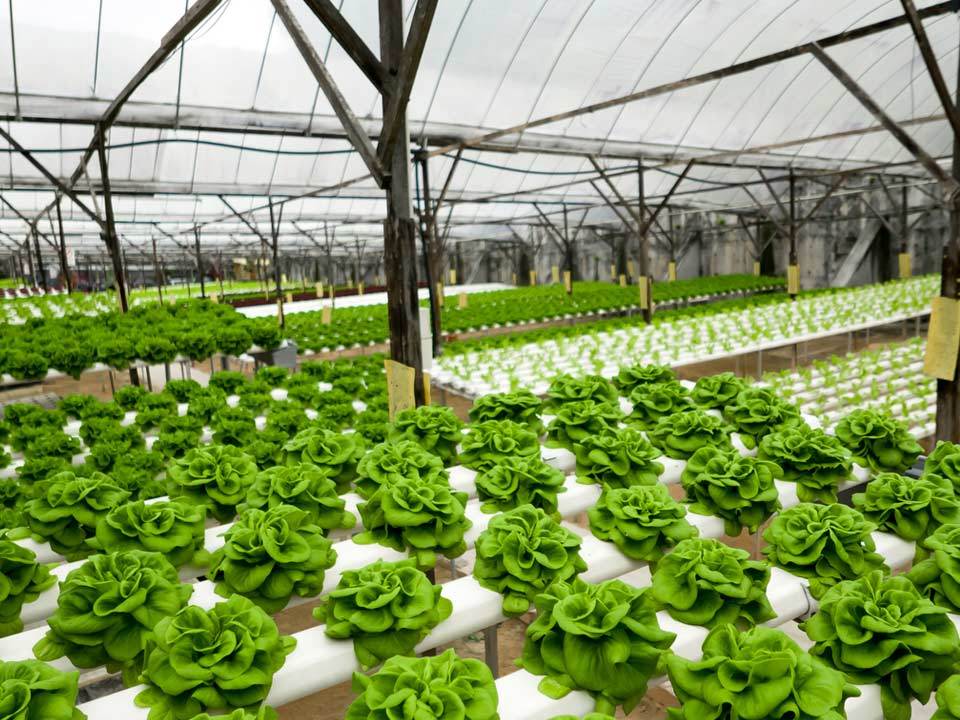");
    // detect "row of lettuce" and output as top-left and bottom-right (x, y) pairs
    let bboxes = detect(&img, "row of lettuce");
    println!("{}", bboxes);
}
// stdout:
(2, 358), (958, 719)
(0, 275), (783, 381)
